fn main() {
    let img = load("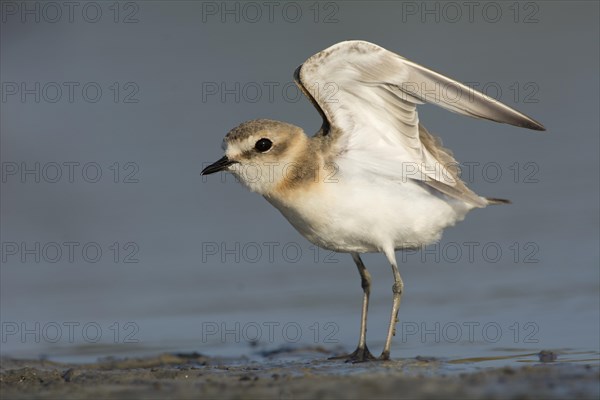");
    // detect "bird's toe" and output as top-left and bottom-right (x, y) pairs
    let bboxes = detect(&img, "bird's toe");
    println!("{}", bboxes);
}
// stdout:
(329, 346), (377, 363)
